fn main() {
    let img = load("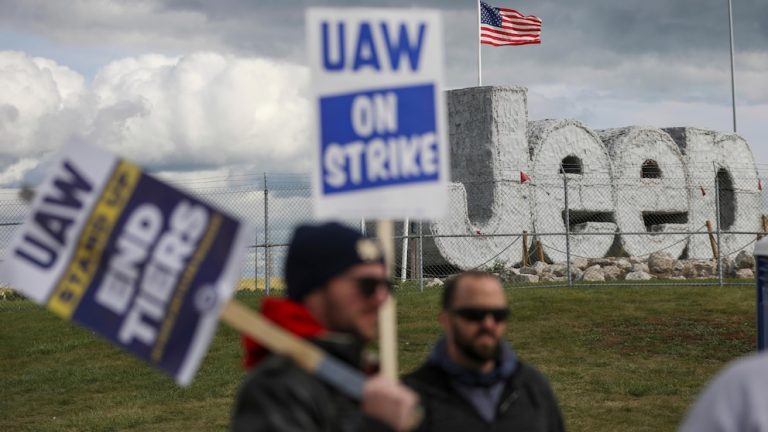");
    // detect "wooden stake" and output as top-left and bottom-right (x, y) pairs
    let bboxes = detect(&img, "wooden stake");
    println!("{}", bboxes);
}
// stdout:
(220, 300), (365, 399)
(706, 220), (719, 259)
(521, 230), (529, 267)
(376, 220), (398, 380)
(536, 240), (545, 262)
(221, 300), (323, 370)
